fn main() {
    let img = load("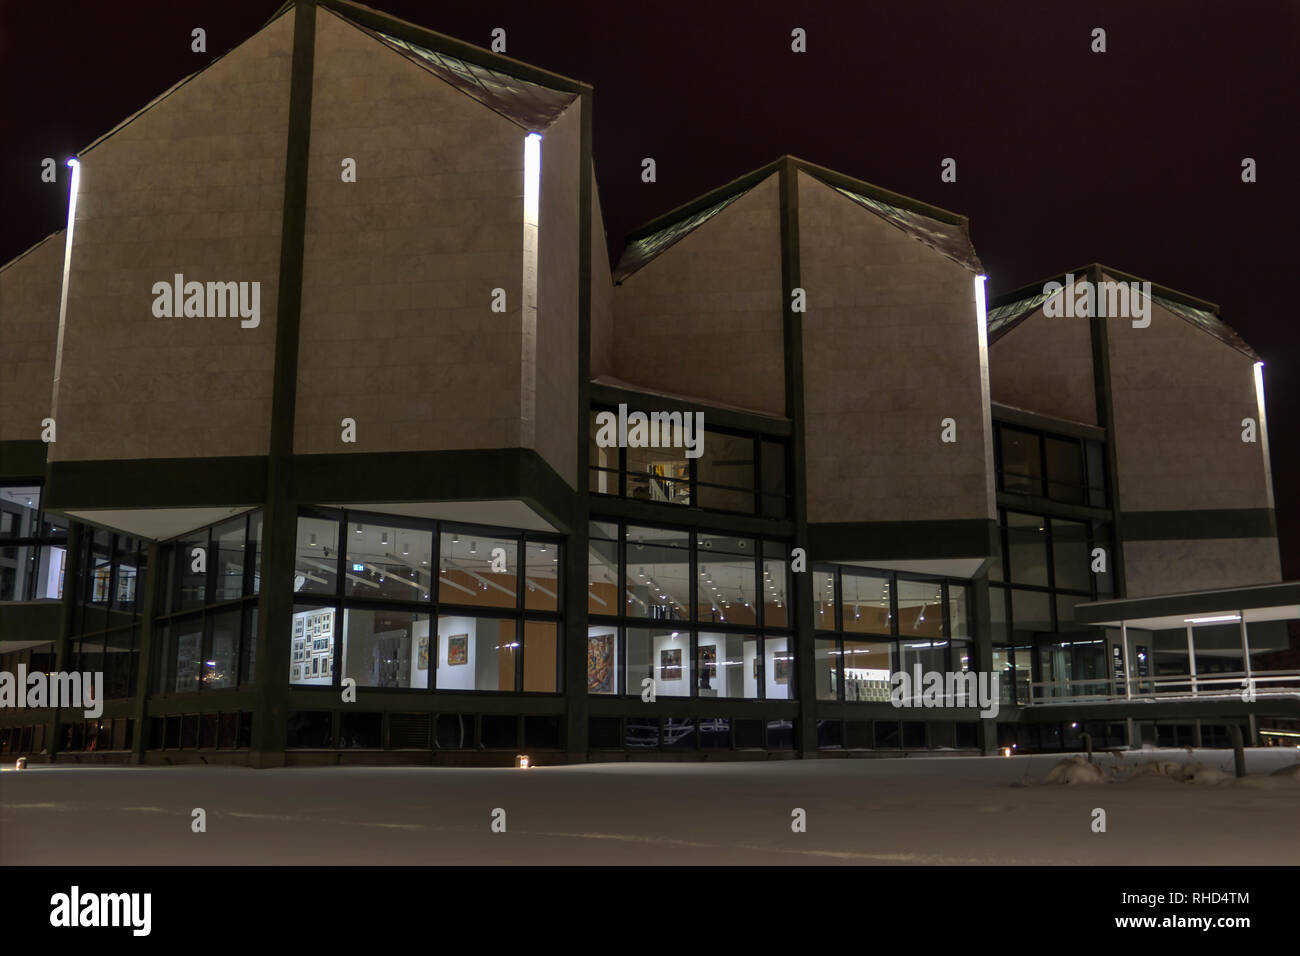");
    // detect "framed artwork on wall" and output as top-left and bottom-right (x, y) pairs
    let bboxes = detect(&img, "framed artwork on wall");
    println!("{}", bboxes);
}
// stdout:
(587, 633), (614, 693)
(774, 654), (791, 685)
(660, 647), (681, 681)
(699, 645), (716, 688)
(448, 634), (468, 666)
(417, 635), (429, 670)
